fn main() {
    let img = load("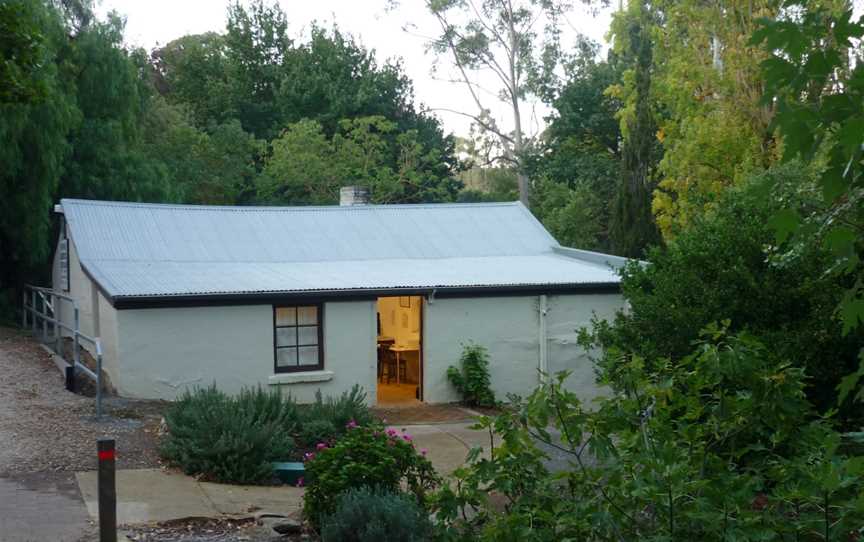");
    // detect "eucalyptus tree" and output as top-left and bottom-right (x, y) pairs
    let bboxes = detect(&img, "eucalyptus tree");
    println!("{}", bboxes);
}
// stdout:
(420, 0), (580, 205)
